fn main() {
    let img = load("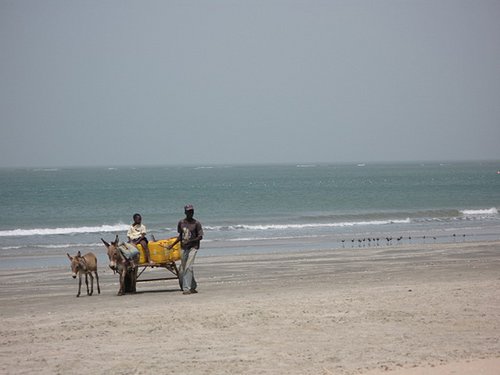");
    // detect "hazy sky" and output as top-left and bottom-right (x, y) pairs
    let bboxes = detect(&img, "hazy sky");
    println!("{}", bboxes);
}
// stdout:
(1, 0), (499, 167)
